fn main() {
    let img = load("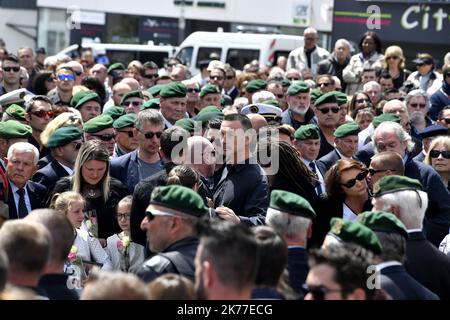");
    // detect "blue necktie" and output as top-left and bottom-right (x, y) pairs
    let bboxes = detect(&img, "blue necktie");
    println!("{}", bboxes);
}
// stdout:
(309, 162), (323, 196)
